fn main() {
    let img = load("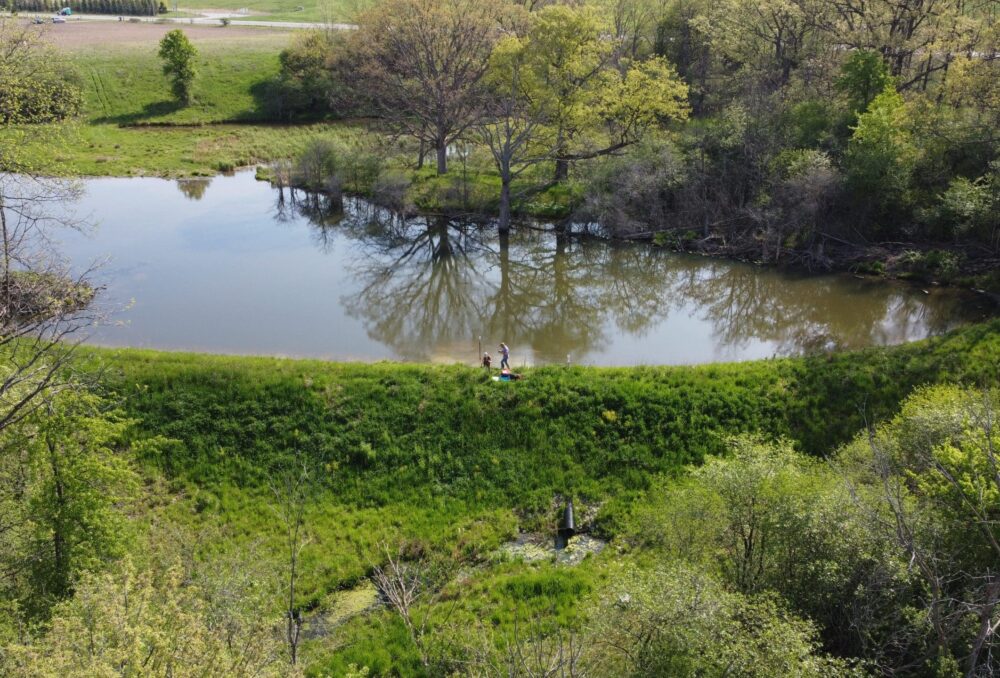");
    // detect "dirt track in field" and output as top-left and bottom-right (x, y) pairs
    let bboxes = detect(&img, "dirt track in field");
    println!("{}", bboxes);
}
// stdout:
(33, 20), (291, 49)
